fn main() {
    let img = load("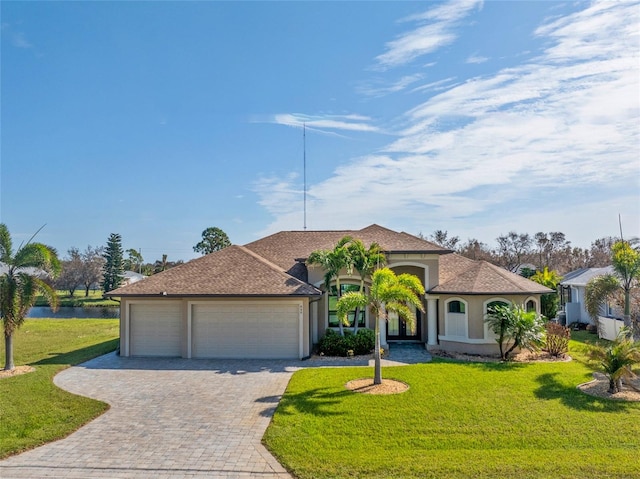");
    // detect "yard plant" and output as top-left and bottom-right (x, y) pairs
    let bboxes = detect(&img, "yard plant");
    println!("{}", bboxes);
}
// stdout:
(0, 318), (119, 458)
(264, 332), (640, 479)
